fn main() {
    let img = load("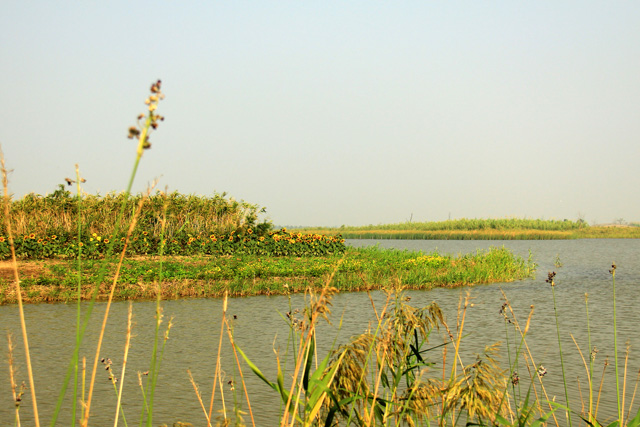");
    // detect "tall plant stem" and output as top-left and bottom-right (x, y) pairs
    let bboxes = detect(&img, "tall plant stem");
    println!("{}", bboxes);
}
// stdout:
(0, 148), (40, 427)
(72, 164), (84, 426)
(550, 280), (572, 427)
(82, 190), (152, 427)
(611, 265), (622, 423)
(585, 293), (595, 421)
